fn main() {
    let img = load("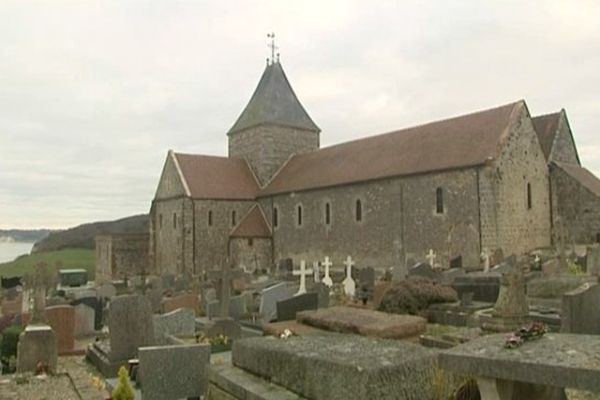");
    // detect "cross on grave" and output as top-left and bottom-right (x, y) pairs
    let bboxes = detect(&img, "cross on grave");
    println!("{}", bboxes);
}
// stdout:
(342, 256), (356, 297)
(426, 249), (437, 268)
(293, 261), (313, 296)
(208, 262), (244, 318)
(322, 257), (333, 288)
(482, 249), (491, 273)
(23, 262), (56, 324)
(313, 261), (320, 283)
